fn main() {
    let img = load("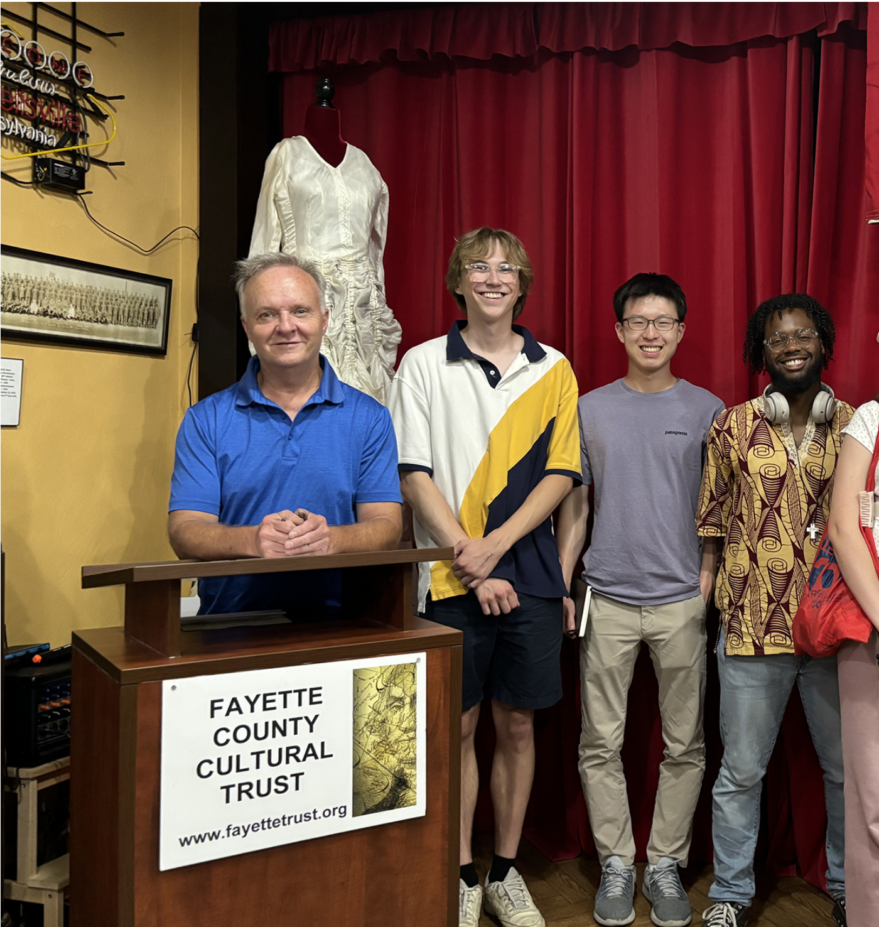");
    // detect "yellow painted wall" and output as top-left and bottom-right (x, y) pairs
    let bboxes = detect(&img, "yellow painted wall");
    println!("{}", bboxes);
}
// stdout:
(1, 2), (199, 646)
